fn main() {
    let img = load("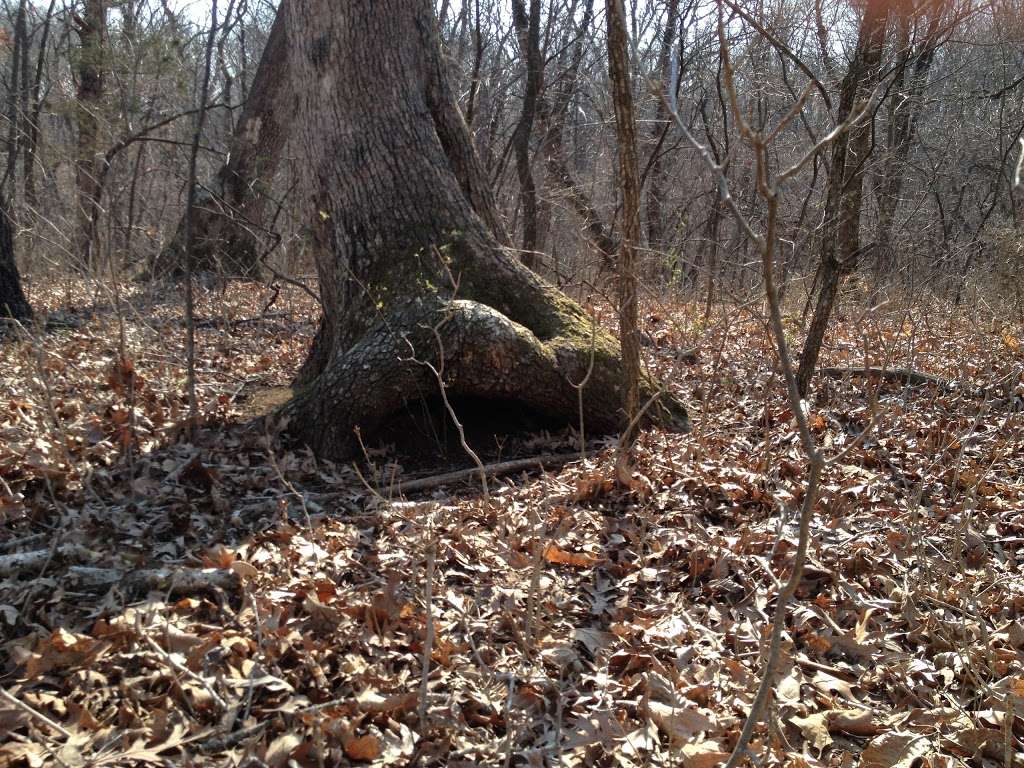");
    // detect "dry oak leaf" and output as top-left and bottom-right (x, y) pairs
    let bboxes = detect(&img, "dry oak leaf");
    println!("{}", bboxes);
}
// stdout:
(790, 712), (833, 750)
(860, 731), (933, 768)
(544, 543), (600, 568)
(680, 740), (731, 768)
(647, 700), (714, 742)
(264, 732), (303, 768)
(24, 628), (103, 676)
(344, 734), (383, 762)
(791, 709), (885, 751)
(356, 689), (418, 716)
(828, 708), (885, 737)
